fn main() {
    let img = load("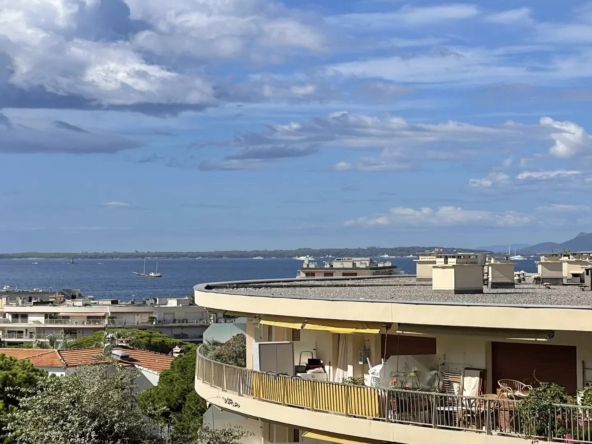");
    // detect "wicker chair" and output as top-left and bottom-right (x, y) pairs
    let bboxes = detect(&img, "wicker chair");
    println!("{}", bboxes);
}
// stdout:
(498, 379), (532, 398)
